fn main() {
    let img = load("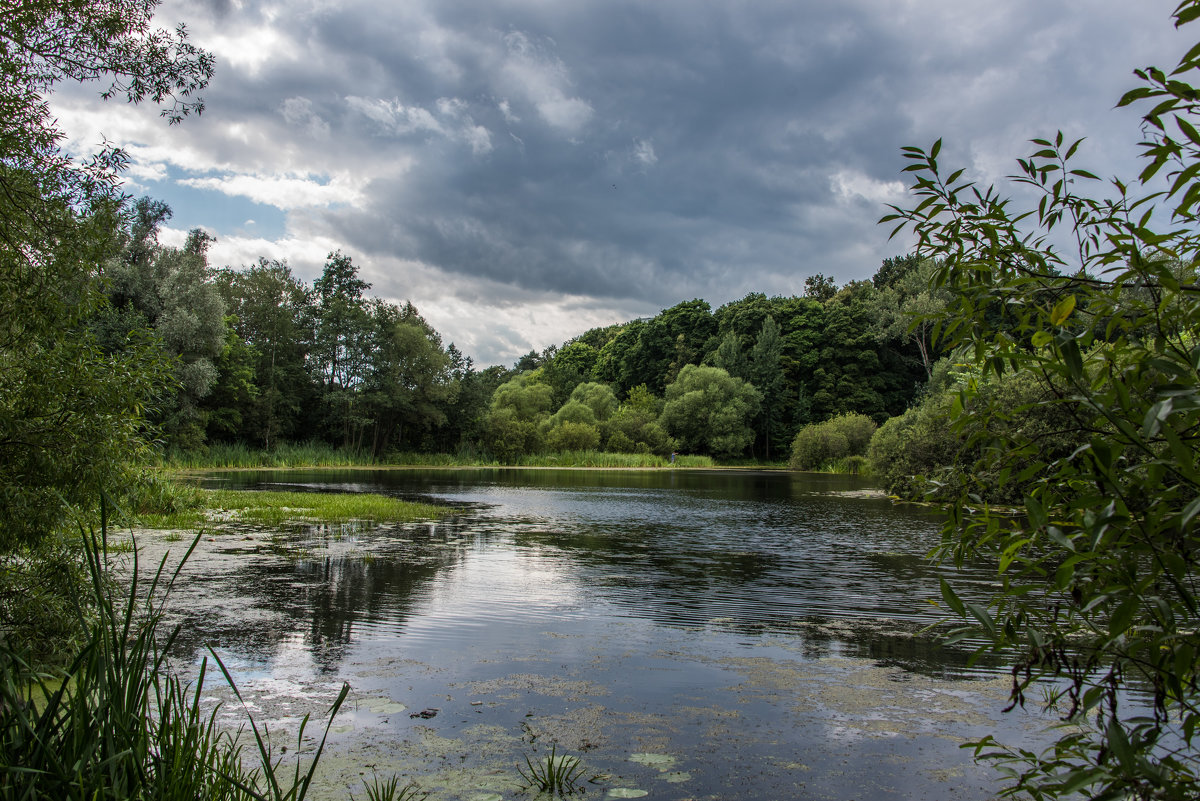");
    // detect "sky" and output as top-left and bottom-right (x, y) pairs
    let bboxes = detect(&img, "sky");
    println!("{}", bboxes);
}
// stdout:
(51, 0), (1190, 366)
